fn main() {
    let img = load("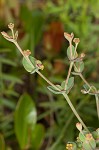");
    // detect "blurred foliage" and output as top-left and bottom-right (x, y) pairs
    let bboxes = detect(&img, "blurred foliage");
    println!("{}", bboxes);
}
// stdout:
(0, 0), (99, 150)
